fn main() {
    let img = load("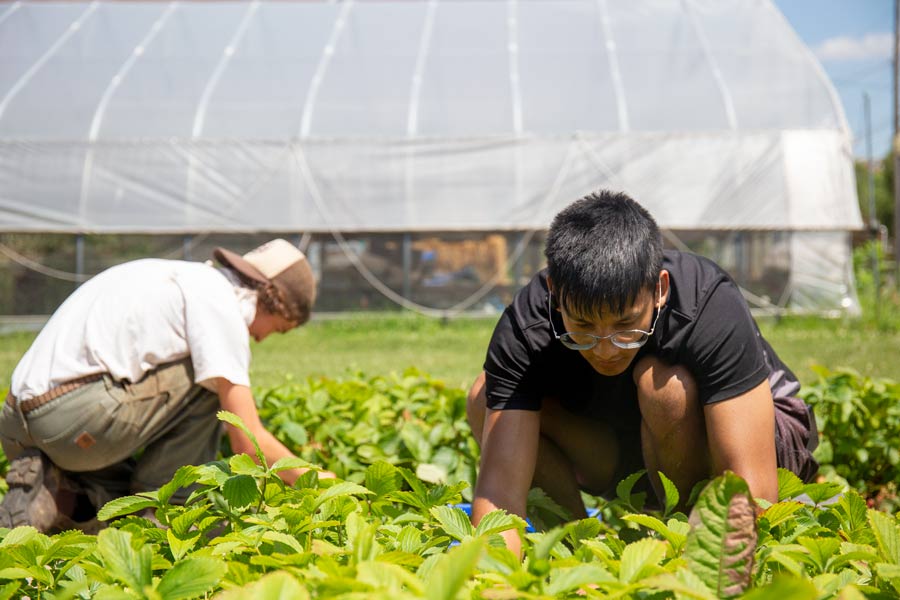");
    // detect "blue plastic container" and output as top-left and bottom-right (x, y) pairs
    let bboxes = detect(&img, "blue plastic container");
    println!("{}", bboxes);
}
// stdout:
(451, 503), (601, 534)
